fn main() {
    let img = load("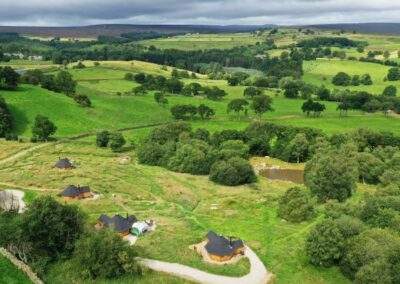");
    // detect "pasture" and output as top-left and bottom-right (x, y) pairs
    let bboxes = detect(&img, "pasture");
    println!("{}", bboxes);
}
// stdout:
(0, 138), (355, 284)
